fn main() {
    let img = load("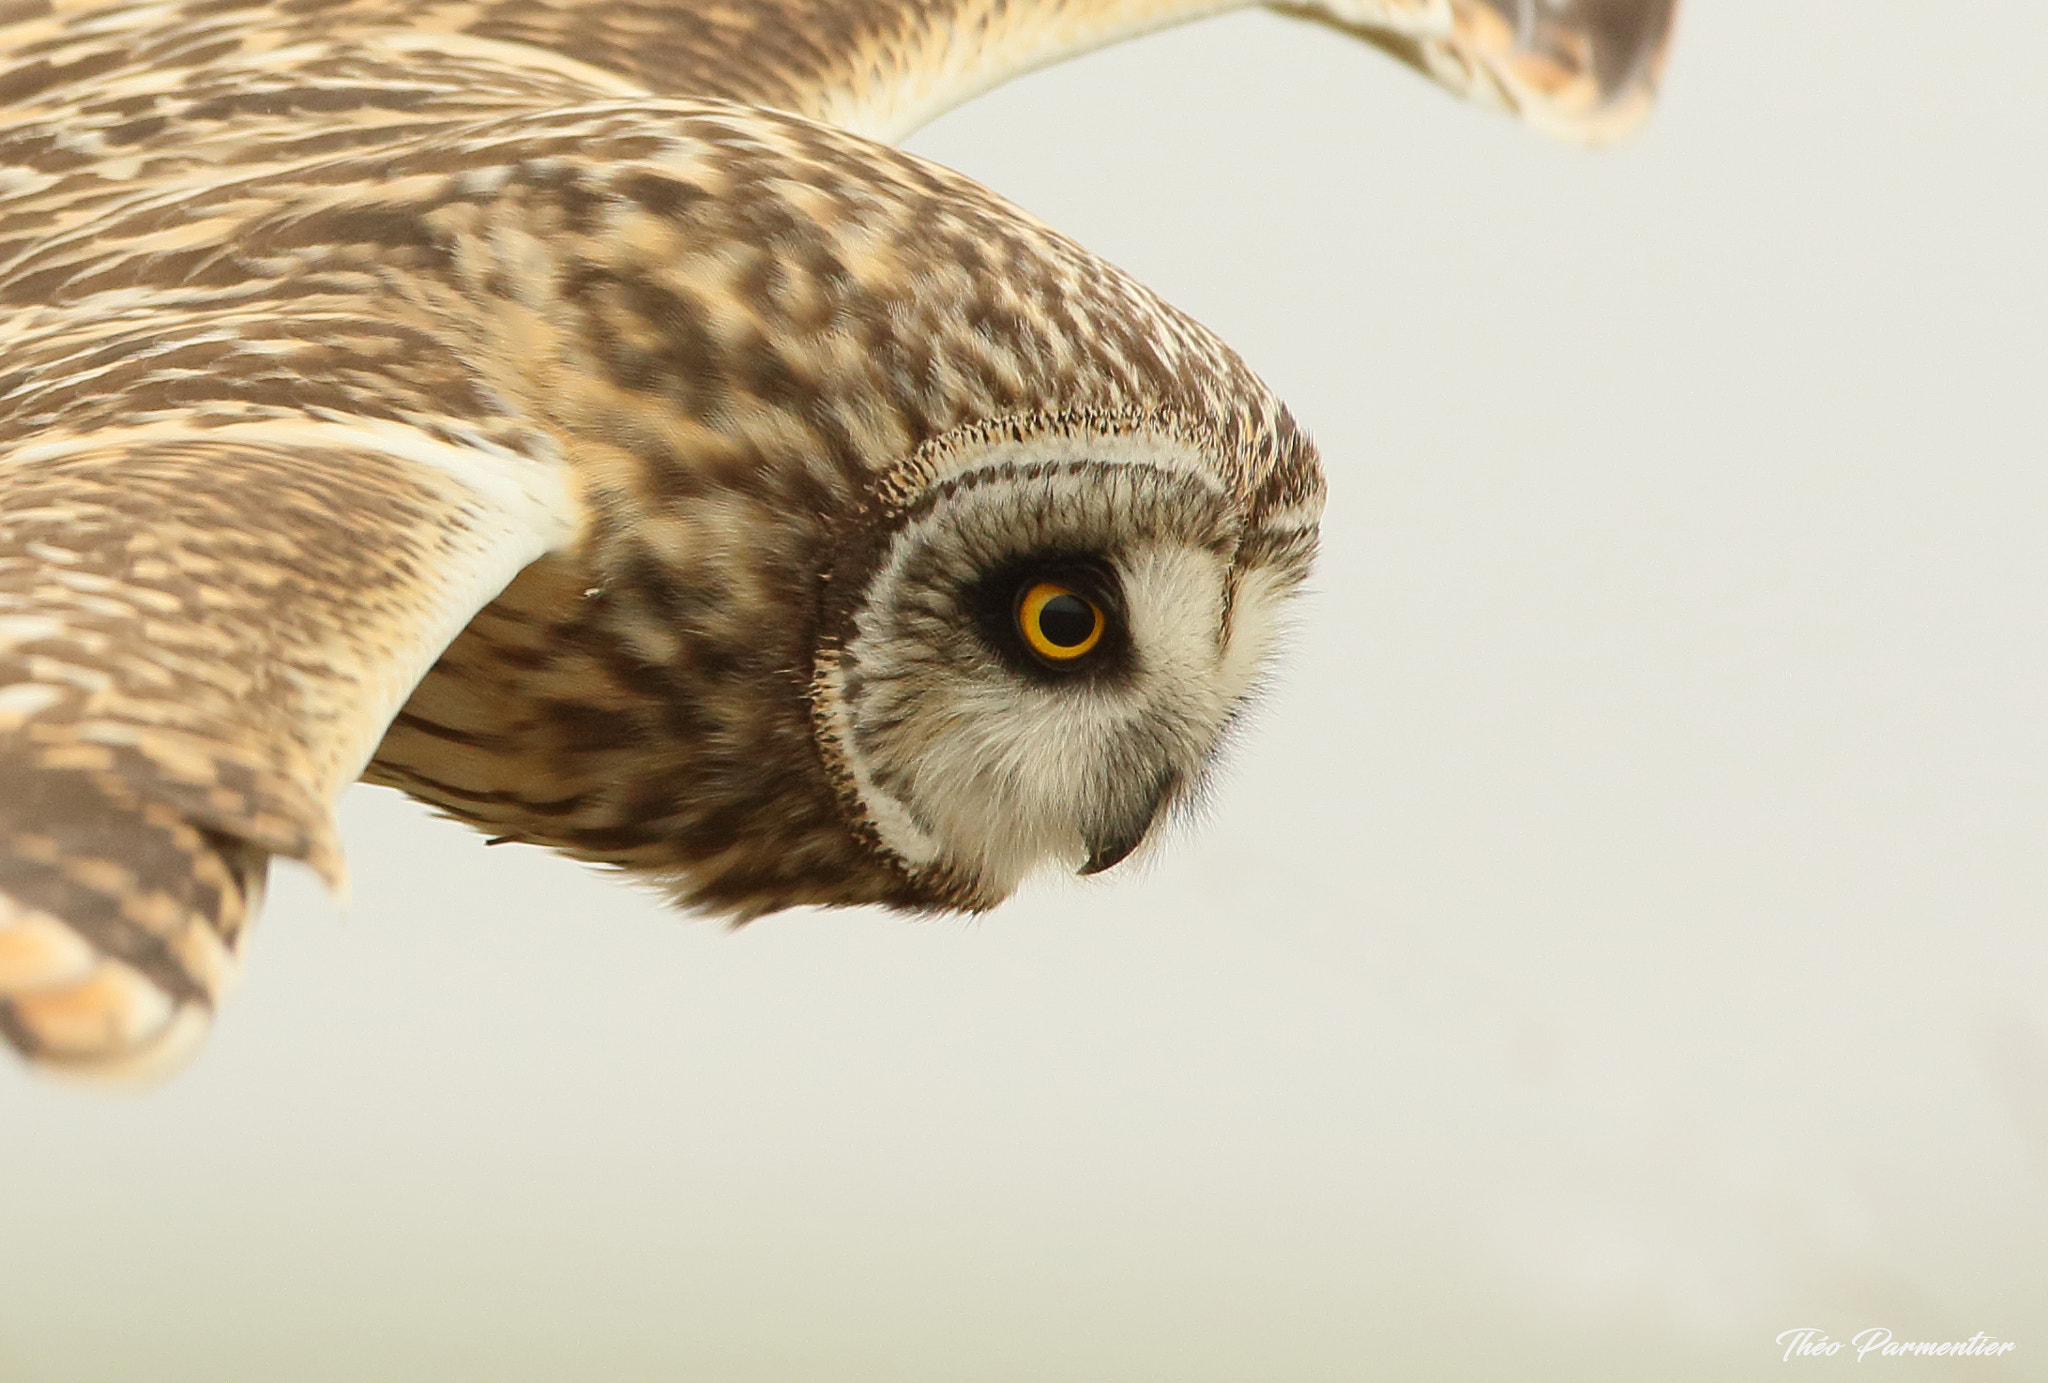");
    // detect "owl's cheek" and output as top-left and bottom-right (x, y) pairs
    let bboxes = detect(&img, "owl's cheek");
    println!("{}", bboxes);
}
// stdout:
(853, 669), (1197, 893)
